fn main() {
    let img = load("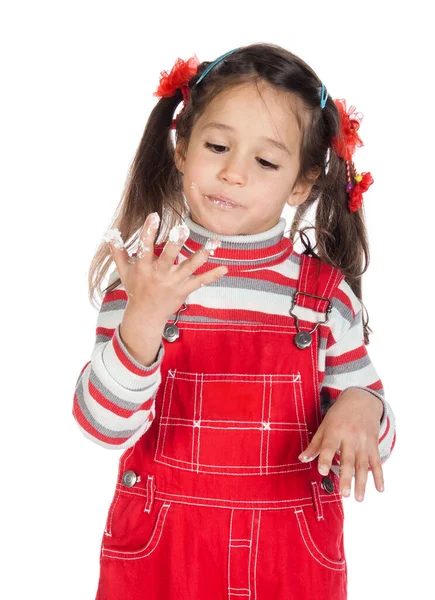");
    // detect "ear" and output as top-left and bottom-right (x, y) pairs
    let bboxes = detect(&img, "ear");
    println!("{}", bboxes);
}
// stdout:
(174, 142), (186, 174)
(286, 169), (321, 207)
(286, 181), (314, 207)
